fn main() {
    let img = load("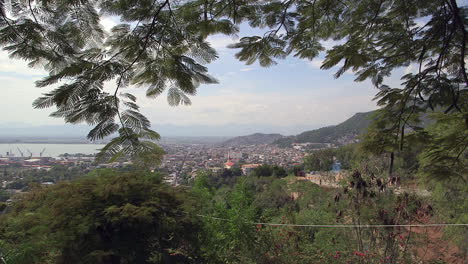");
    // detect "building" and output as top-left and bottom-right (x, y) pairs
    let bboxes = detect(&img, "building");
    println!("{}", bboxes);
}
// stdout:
(241, 164), (262, 175)
(224, 152), (235, 169)
(225, 160), (235, 169)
